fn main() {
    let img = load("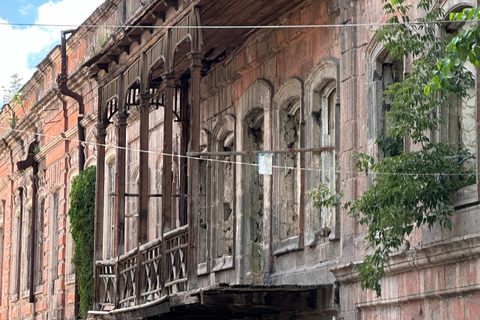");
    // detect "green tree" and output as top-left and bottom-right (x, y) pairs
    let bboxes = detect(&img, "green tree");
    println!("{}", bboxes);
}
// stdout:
(68, 166), (96, 319)
(2, 73), (23, 106)
(310, 0), (475, 296)
(428, 7), (480, 93)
